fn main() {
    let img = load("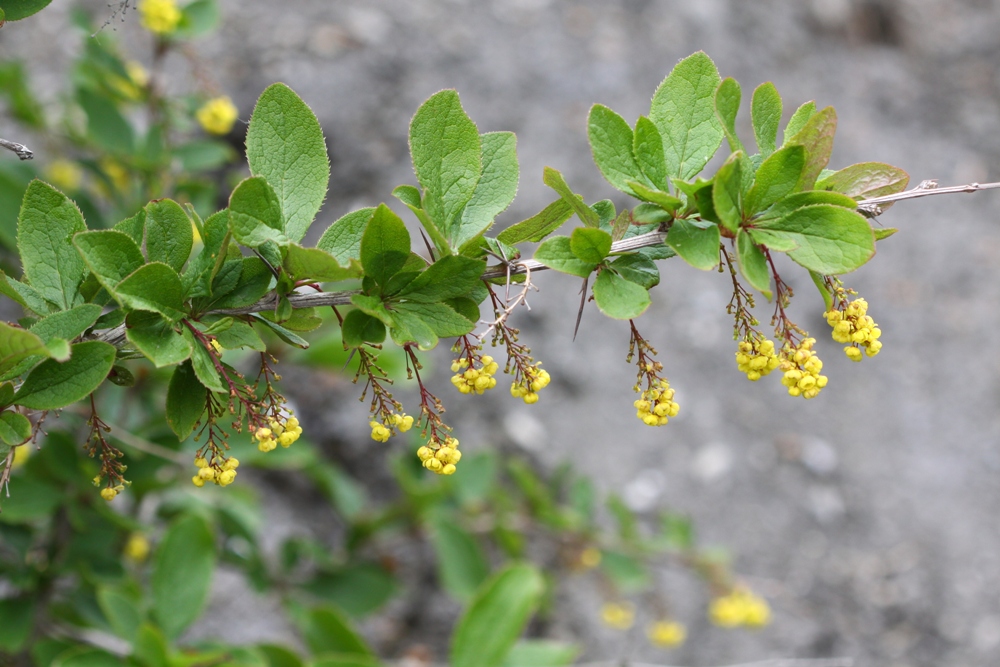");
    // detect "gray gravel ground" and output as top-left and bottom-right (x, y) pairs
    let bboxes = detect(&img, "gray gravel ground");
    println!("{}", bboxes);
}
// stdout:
(6, 1), (1000, 666)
